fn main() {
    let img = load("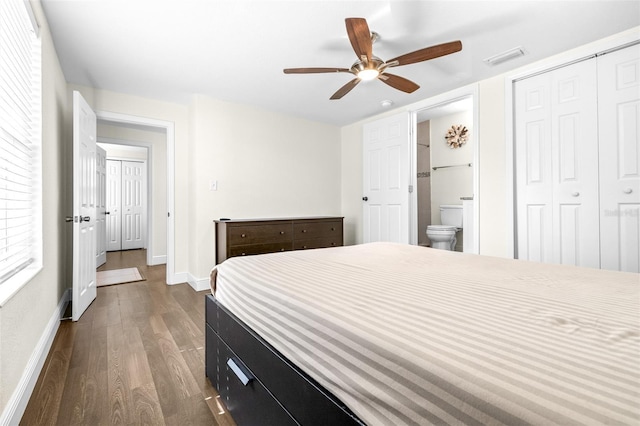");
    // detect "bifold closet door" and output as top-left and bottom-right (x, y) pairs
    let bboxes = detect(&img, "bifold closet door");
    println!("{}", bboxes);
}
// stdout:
(515, 58), (600, 268)
(598, 45), (640, 273)
(121, 161), (145, 250)
(106, 160), (122, 251)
